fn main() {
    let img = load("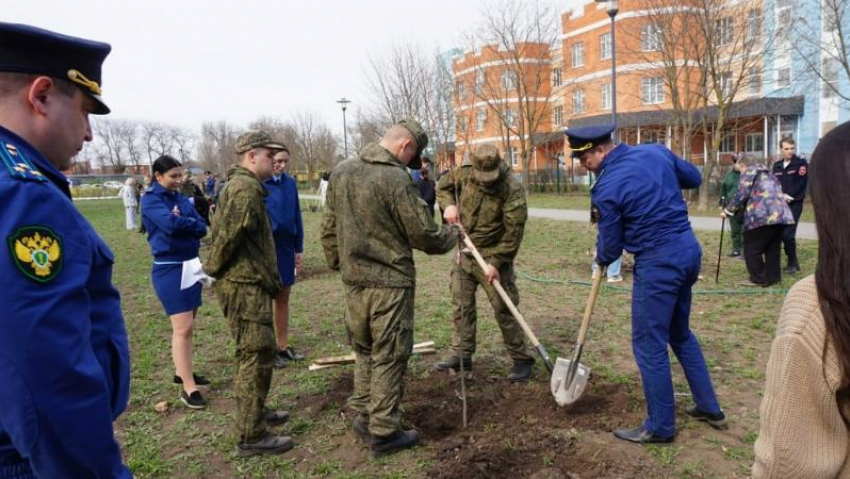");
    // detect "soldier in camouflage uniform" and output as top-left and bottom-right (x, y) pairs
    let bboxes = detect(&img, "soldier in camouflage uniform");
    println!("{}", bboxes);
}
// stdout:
(204, 131), (294, 457)
(321, 119), (458, 457)
(435, 144), (535, 382)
